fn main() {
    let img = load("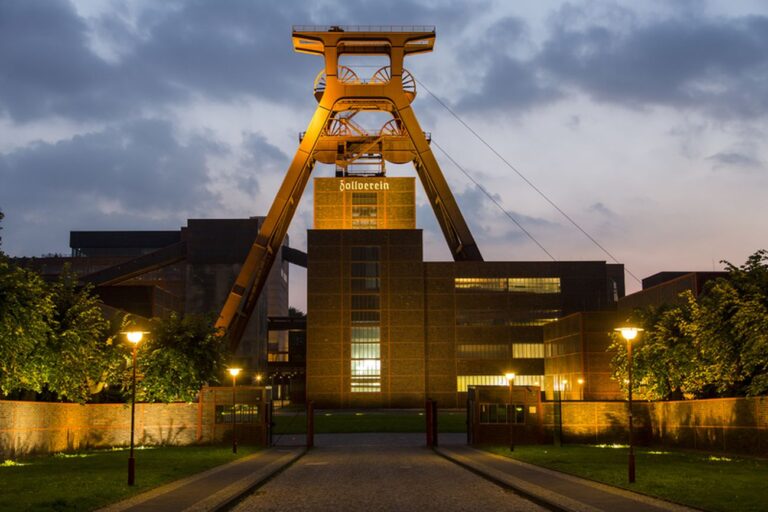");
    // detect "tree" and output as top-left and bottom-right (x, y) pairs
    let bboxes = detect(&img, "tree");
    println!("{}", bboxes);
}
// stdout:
(40, 266), (123, 403)
(611, 250), (768, 399)
(0, 259), (54, 395)
(133, 313), (229, 403)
